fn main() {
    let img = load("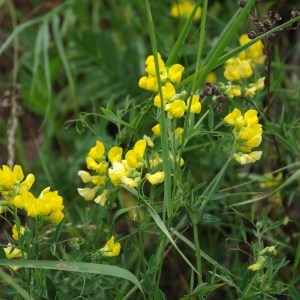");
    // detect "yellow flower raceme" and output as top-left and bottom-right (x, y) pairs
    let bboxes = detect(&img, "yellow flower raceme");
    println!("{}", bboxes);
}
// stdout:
(99, 236), (121, 257)
(13, 188), (64, 224)
(225, 108), (263, 165)
(138, 53), (184, 92)
(170, 0), (202, 22)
